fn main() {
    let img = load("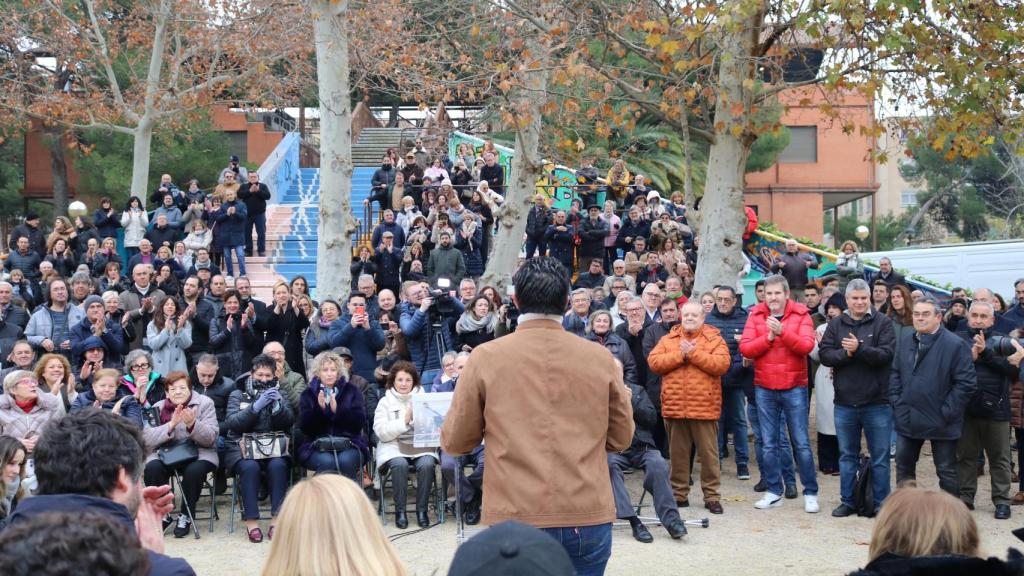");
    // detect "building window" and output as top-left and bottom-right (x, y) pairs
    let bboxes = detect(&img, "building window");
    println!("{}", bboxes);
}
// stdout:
(901, 190), (918, 208)
(779, 126), (817, 163)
